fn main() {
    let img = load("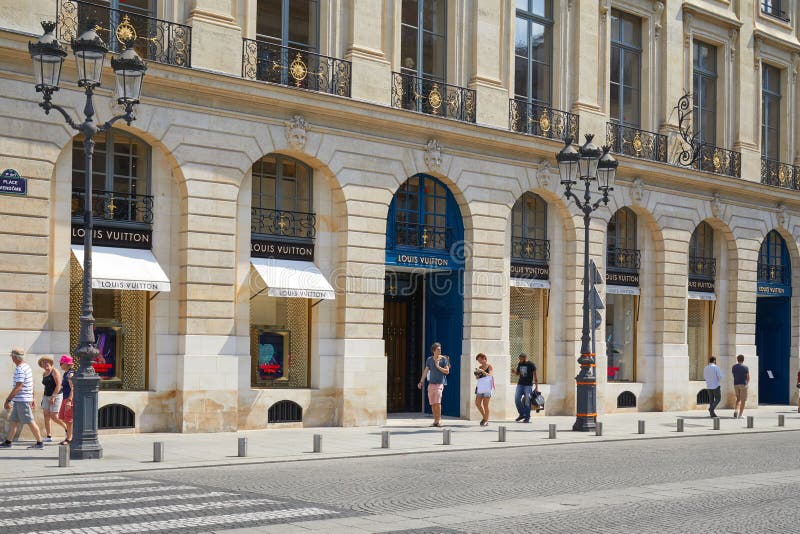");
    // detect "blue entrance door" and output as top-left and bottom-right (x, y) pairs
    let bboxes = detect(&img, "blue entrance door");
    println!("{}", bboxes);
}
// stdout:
(424, 270), (463, 417)
(756, 297), (791, 404)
